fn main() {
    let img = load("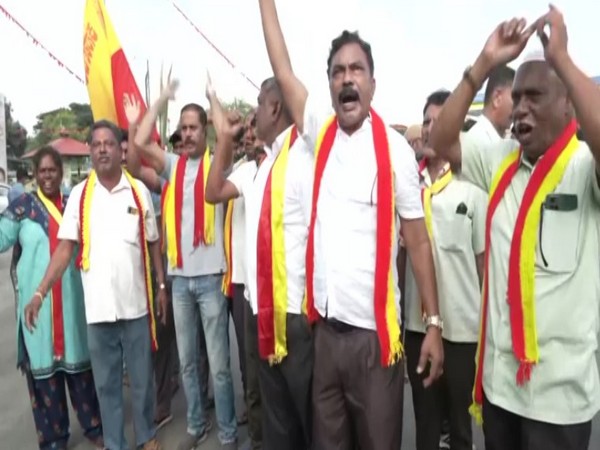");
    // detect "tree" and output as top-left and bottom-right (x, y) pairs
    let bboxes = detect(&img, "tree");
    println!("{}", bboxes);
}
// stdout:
(28, 103), (94, 149)
(4, 101), (28, 159)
